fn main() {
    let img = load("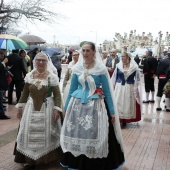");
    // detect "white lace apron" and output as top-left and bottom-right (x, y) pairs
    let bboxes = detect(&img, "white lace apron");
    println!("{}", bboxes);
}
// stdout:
(114, 83), (136, 119)
(60, 97), (109, 158)
(16, 97), (61, 160)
